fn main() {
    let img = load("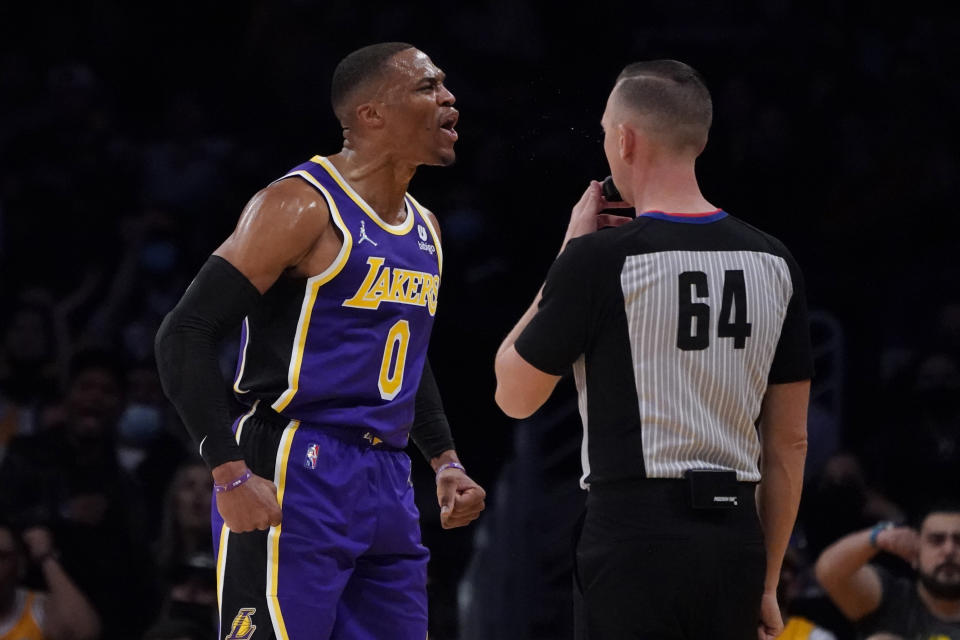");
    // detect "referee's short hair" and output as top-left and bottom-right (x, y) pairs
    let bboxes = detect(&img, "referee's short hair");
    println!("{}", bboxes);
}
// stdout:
(331, 42), (415, 123)
(613, 60), (713, 155)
